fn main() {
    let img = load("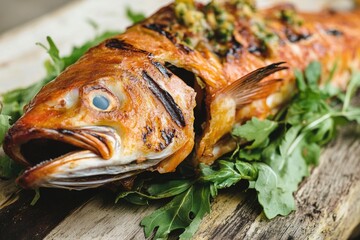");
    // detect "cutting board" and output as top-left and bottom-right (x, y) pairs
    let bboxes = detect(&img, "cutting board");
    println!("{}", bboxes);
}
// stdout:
(0, 1), (360, 239)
